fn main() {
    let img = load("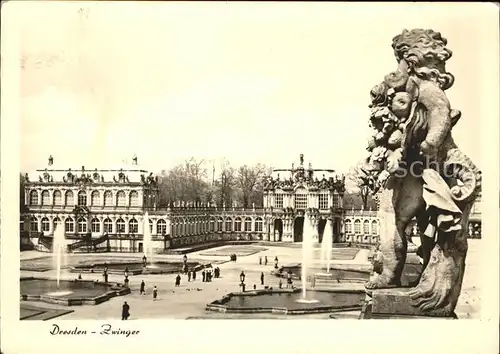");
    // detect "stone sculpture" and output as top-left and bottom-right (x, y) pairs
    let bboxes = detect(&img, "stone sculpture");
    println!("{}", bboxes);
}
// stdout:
(349, 29), (481, 317)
